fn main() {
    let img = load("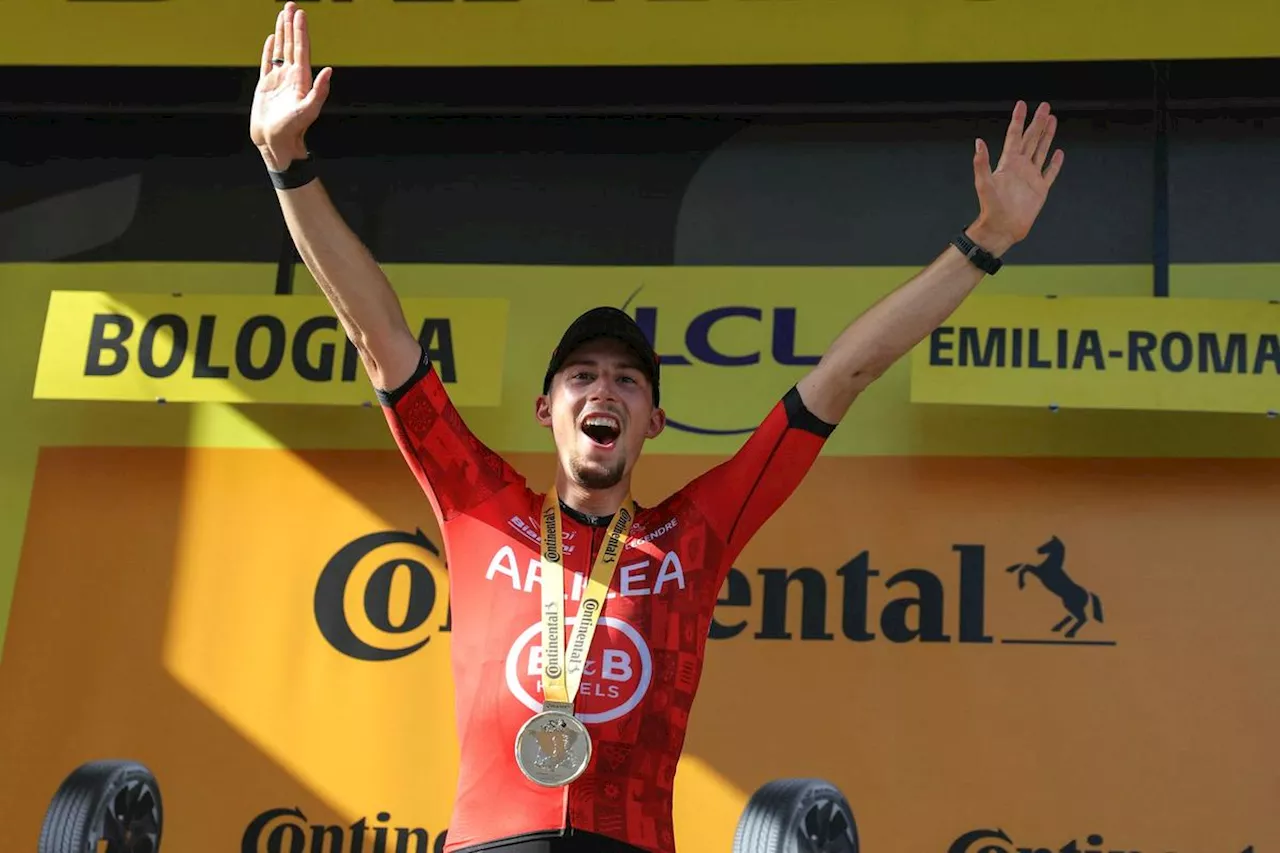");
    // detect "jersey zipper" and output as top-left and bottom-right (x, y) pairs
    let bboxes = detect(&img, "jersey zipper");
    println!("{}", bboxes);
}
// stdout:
(561, 521), (604, 837)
